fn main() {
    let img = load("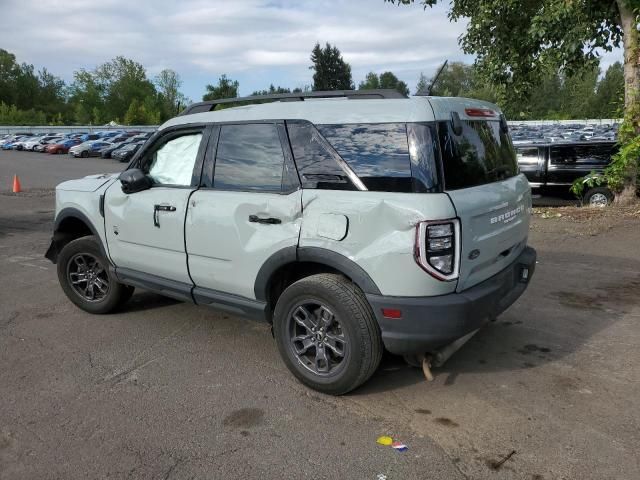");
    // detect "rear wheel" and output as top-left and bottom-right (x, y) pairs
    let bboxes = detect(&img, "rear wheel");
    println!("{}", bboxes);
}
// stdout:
(57, 236), (133, 314)
(583, 187), (613, 208)
(81, 150), (89, 158)
(273, 274), (382, 395)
